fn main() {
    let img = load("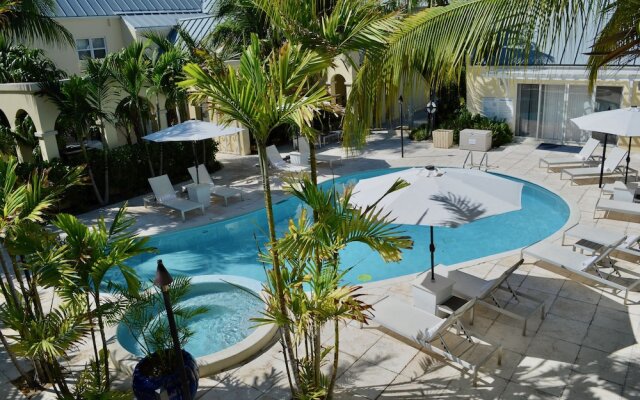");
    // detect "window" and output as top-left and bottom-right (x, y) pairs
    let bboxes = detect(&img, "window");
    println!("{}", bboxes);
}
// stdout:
(76, 38), (106, 60)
